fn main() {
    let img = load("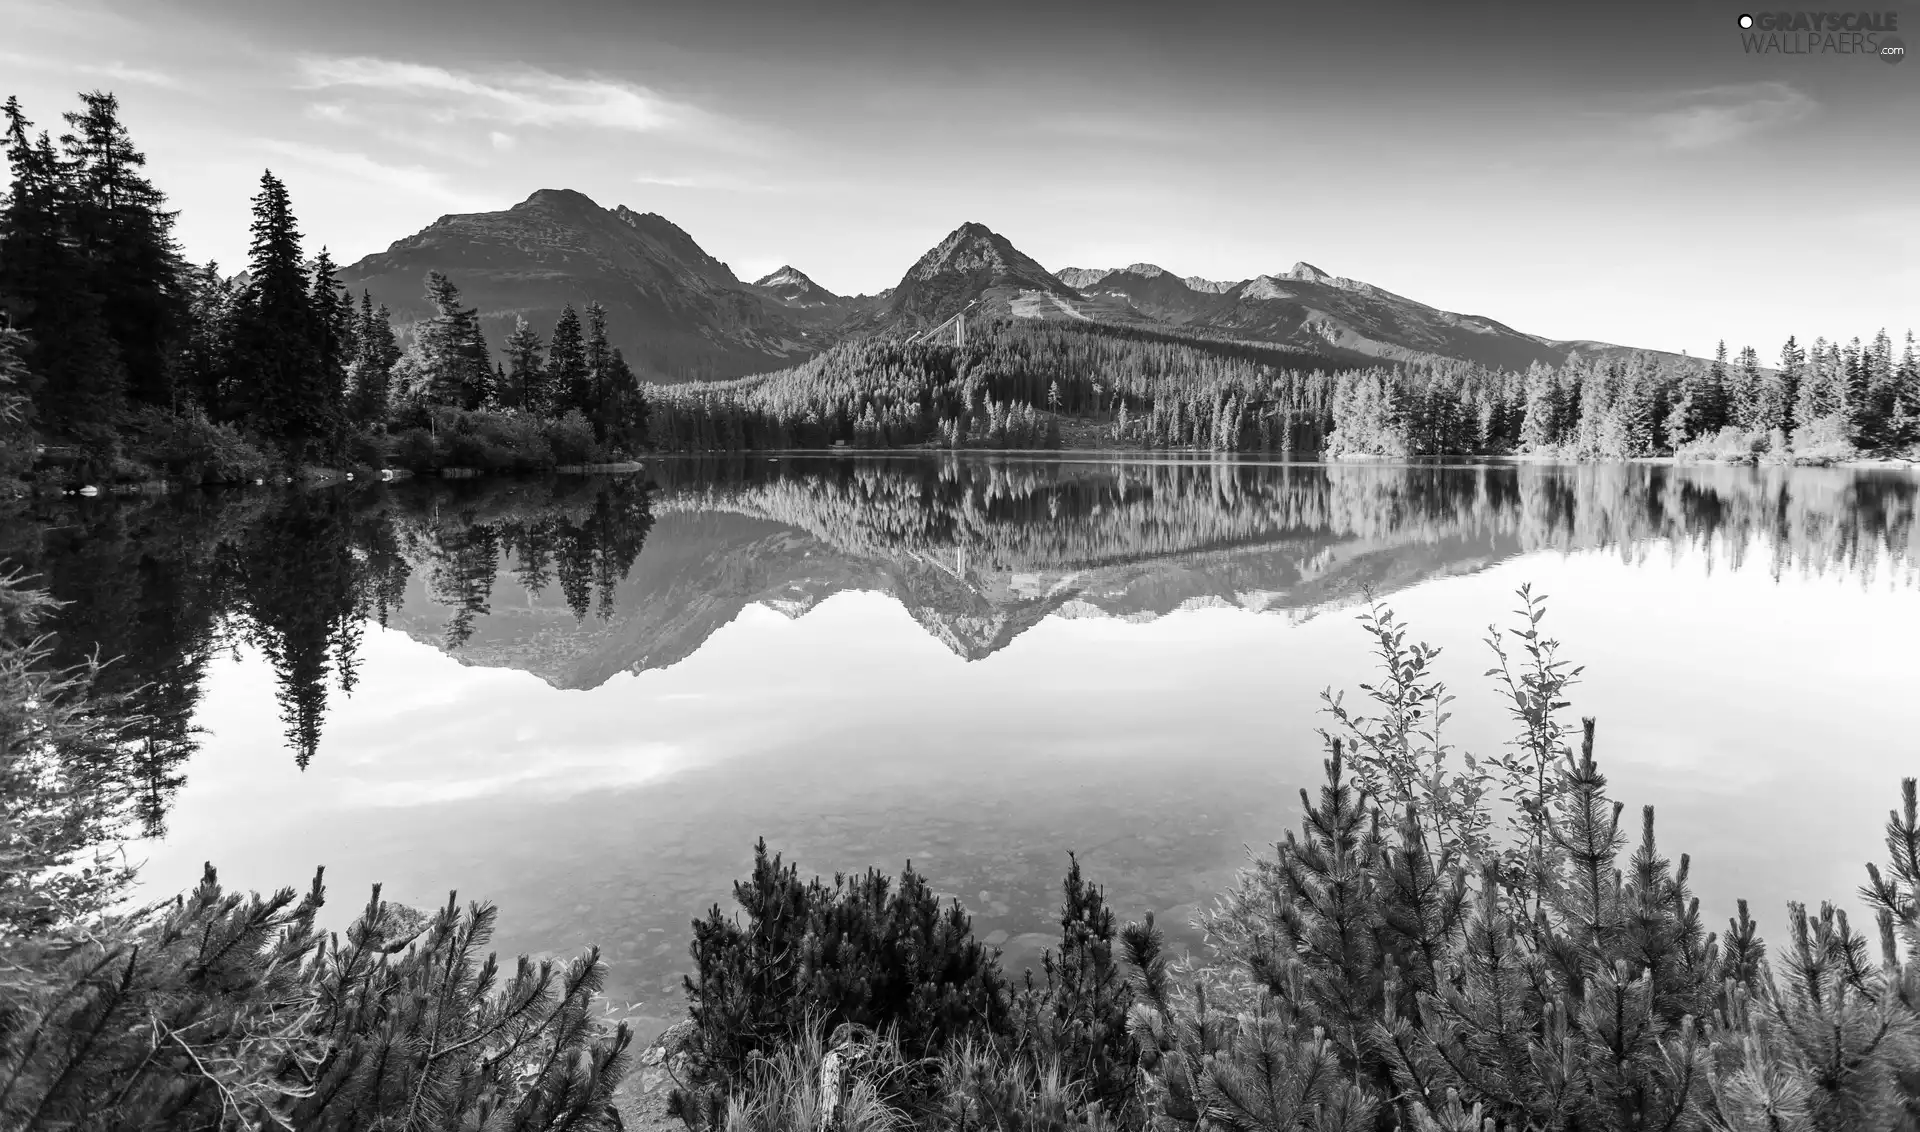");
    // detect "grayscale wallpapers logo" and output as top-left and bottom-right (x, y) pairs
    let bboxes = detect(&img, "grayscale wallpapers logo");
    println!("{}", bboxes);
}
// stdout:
(1737, 10), (1906, 61)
